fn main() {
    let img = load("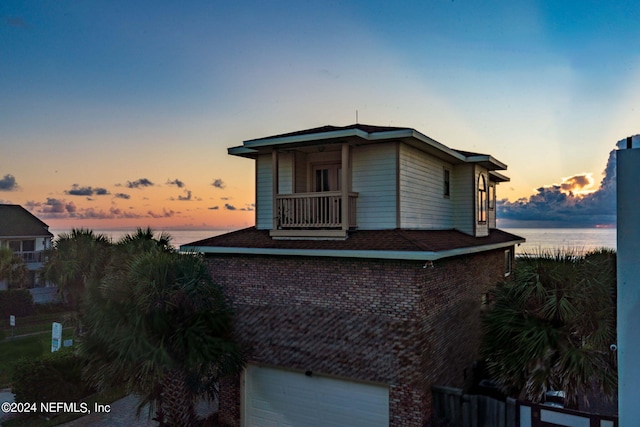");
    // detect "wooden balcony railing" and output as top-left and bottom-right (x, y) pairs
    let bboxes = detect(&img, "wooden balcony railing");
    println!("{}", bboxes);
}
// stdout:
(275, 192), (358, 229)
